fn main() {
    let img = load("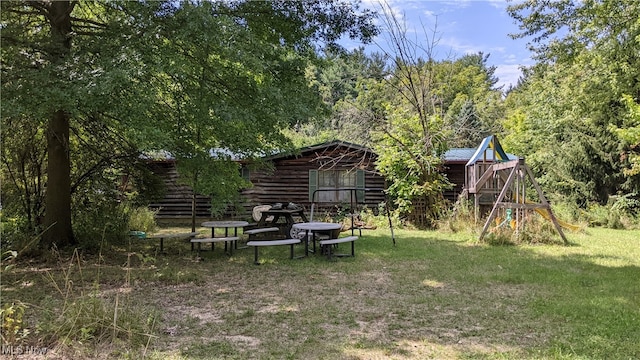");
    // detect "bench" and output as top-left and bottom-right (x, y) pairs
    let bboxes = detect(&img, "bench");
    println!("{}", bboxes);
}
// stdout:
(319, 236), (358, 259)
(147, 232), (198, 252)
(244, 227), (280, 240)
(191, 237), (239, 257)
(246, 239), (301, 265)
